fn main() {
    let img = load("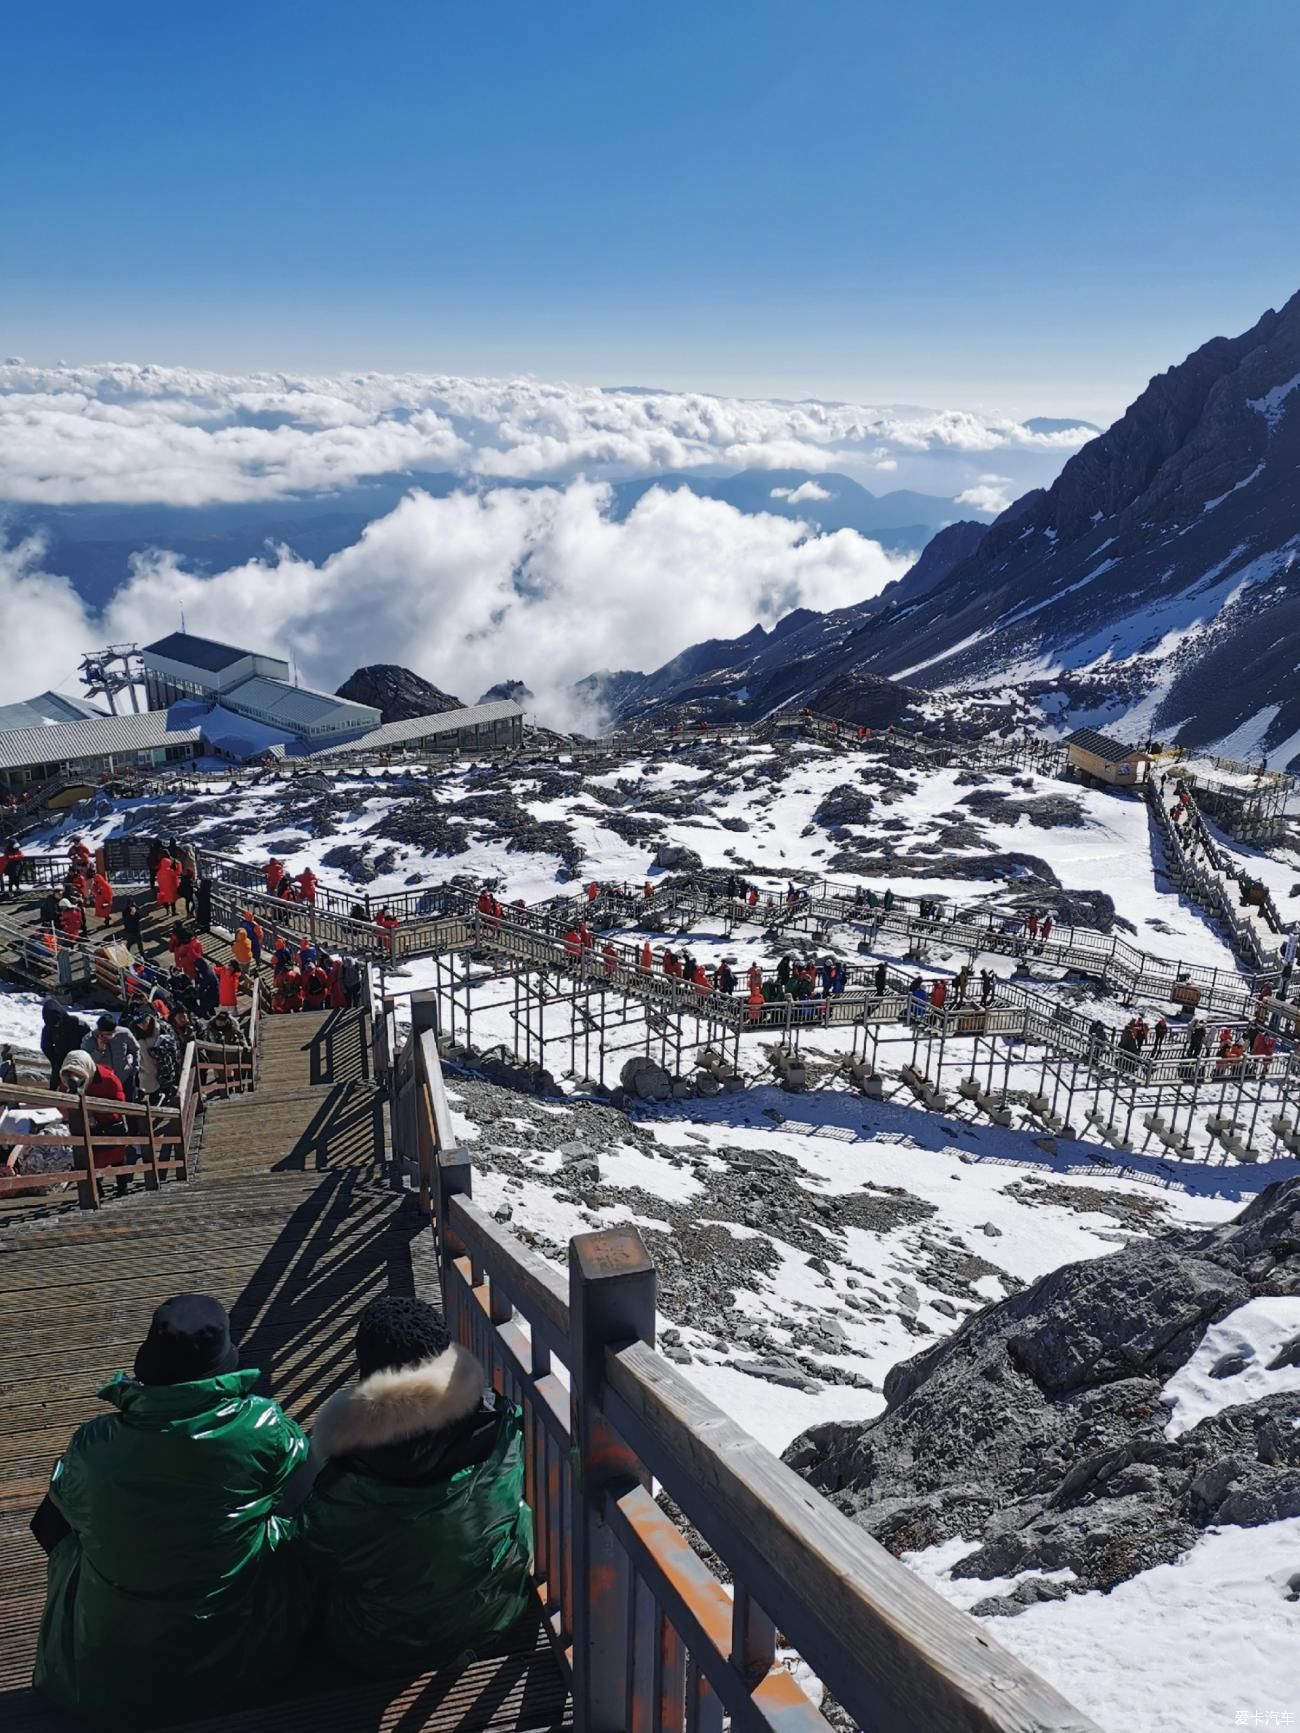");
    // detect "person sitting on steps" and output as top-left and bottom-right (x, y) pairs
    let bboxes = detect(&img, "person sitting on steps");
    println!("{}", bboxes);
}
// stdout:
(31, 1295), (310, 1720)
(294, 1296), (533, 1678)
